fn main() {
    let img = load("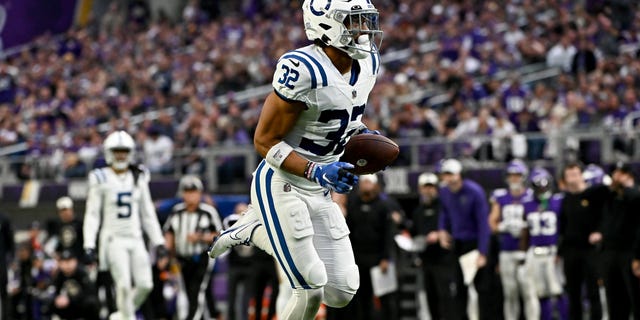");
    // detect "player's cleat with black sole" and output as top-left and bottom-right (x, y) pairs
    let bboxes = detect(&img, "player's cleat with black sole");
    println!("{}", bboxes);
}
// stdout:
(208, 214), (261, 259)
